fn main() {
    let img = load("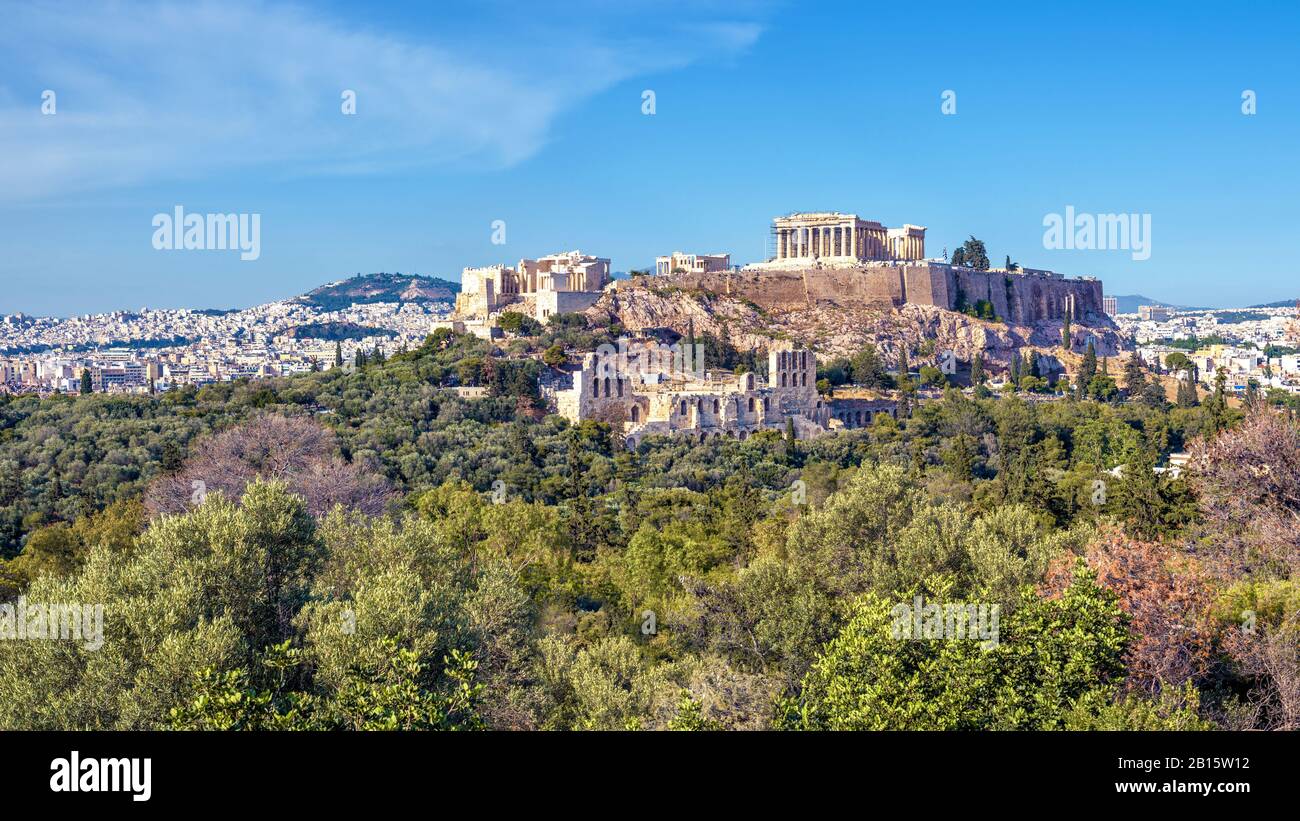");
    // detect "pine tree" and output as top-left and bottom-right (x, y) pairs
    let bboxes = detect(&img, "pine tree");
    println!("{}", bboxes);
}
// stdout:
(1123, 355), (1146, 395)
(958, 236), (990, 270)
(79, 369), (93, 395)
(1111, 448), (1168, 541)
(335, 341), (344, 368)
(1061, 313), (1072, 351)
(851, 345), (888, 388)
